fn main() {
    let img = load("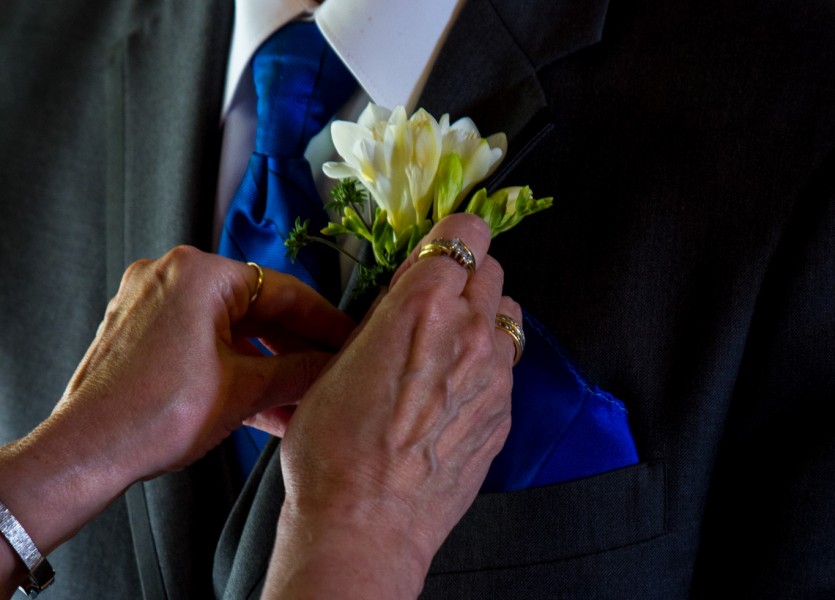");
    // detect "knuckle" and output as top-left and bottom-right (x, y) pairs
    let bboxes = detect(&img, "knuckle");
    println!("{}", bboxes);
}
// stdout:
(421, 253), (466, 284)
(398, 284), (449, 323)
(458, 212), (492, 246)
(121, 257), (152, 282)
(153, 245), (204, 288)
(500, 295), (521, 317)
(461, 314), (495, 362)
(478, 255), (504, 286)
(443, 212), (490, 238)
(159, 245), (200, 270)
